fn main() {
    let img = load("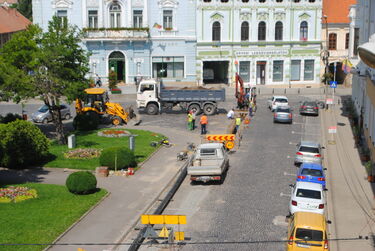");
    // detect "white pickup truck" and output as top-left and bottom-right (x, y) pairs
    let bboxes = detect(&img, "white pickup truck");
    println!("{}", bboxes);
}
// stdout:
(187, 143), (229, 183)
